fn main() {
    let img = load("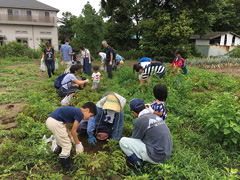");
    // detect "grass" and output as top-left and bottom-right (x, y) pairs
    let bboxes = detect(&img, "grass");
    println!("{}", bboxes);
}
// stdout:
(0, 57), (240, 179)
